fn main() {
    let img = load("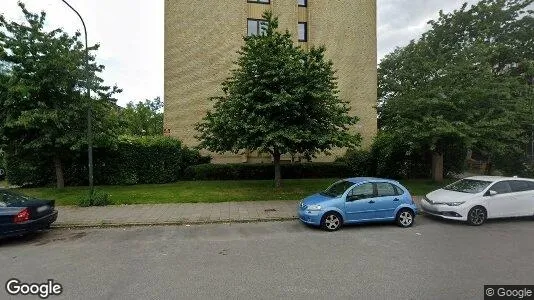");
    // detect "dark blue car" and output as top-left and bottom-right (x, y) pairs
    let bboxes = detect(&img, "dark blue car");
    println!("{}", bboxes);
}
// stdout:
(0, 189), (58, 237)
(298, 177), (417, 231)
